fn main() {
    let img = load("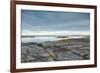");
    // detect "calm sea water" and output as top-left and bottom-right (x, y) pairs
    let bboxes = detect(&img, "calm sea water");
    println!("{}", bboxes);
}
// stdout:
(21, 36), (85, 43)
